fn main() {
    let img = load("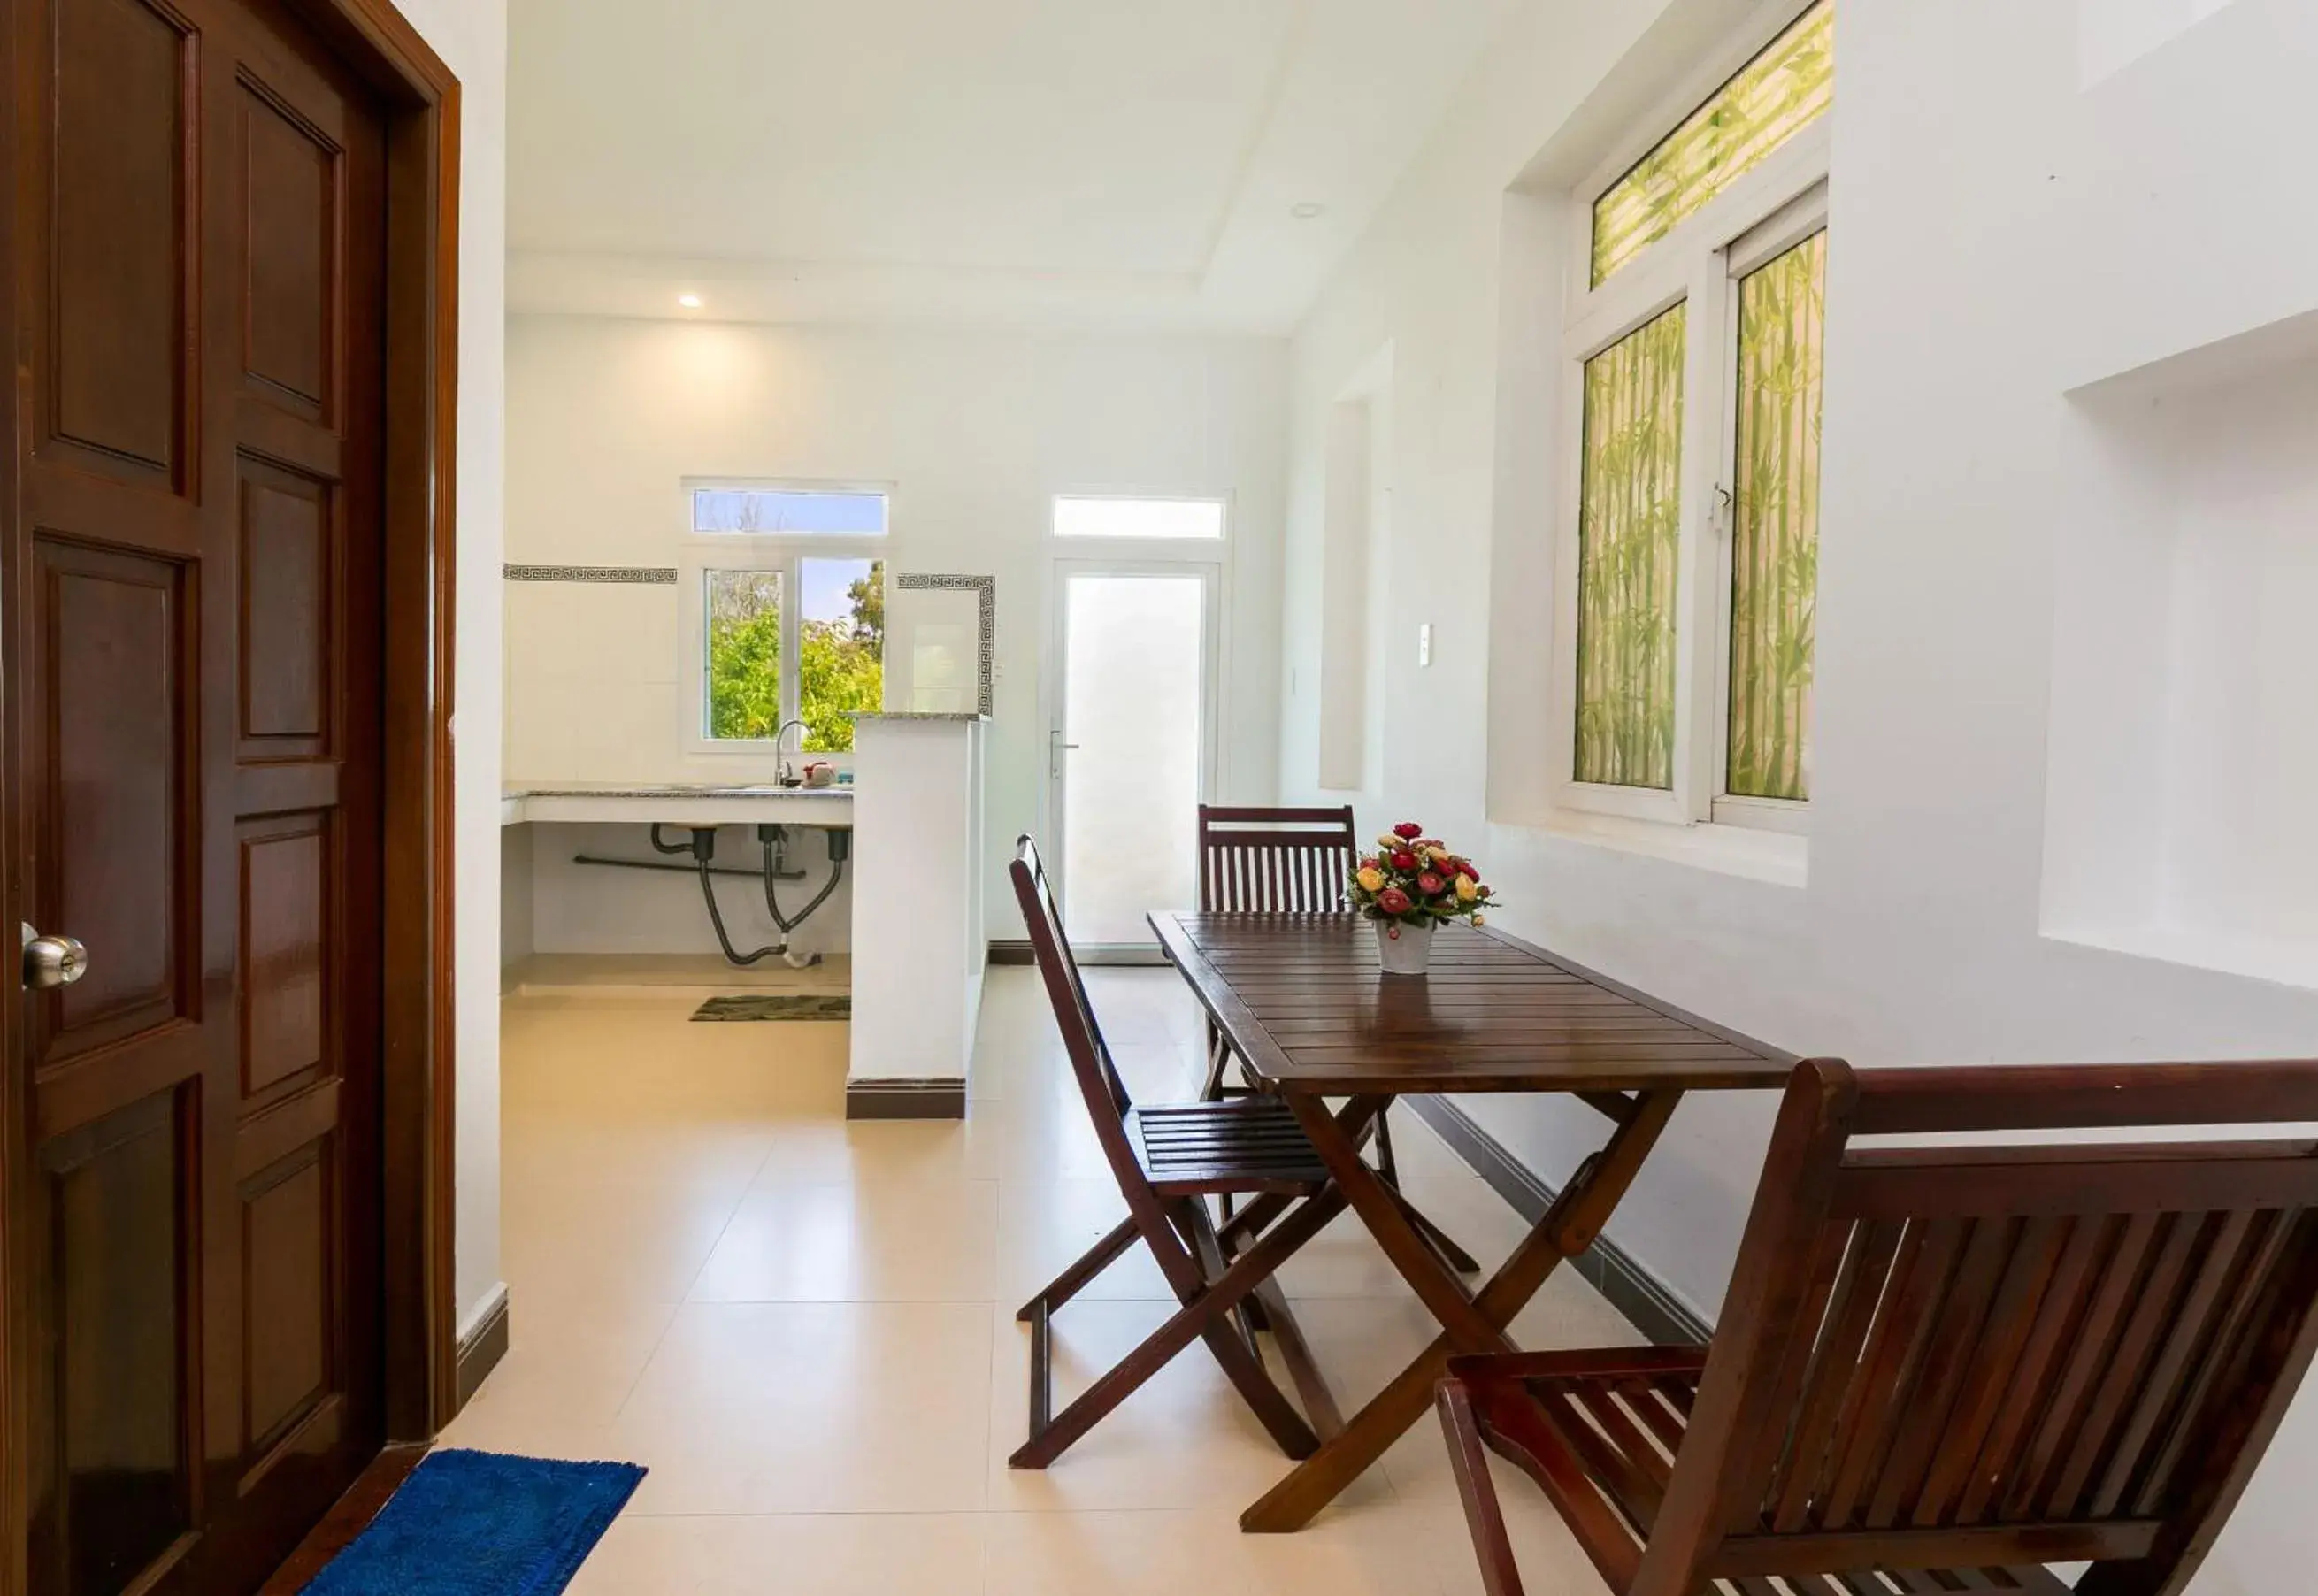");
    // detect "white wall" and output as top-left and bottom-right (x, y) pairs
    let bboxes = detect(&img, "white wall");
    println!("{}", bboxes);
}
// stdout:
(503, 318), (1289, 943)
(394, 0), (508, 1345)
(1277, 2), (2318, 1587)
